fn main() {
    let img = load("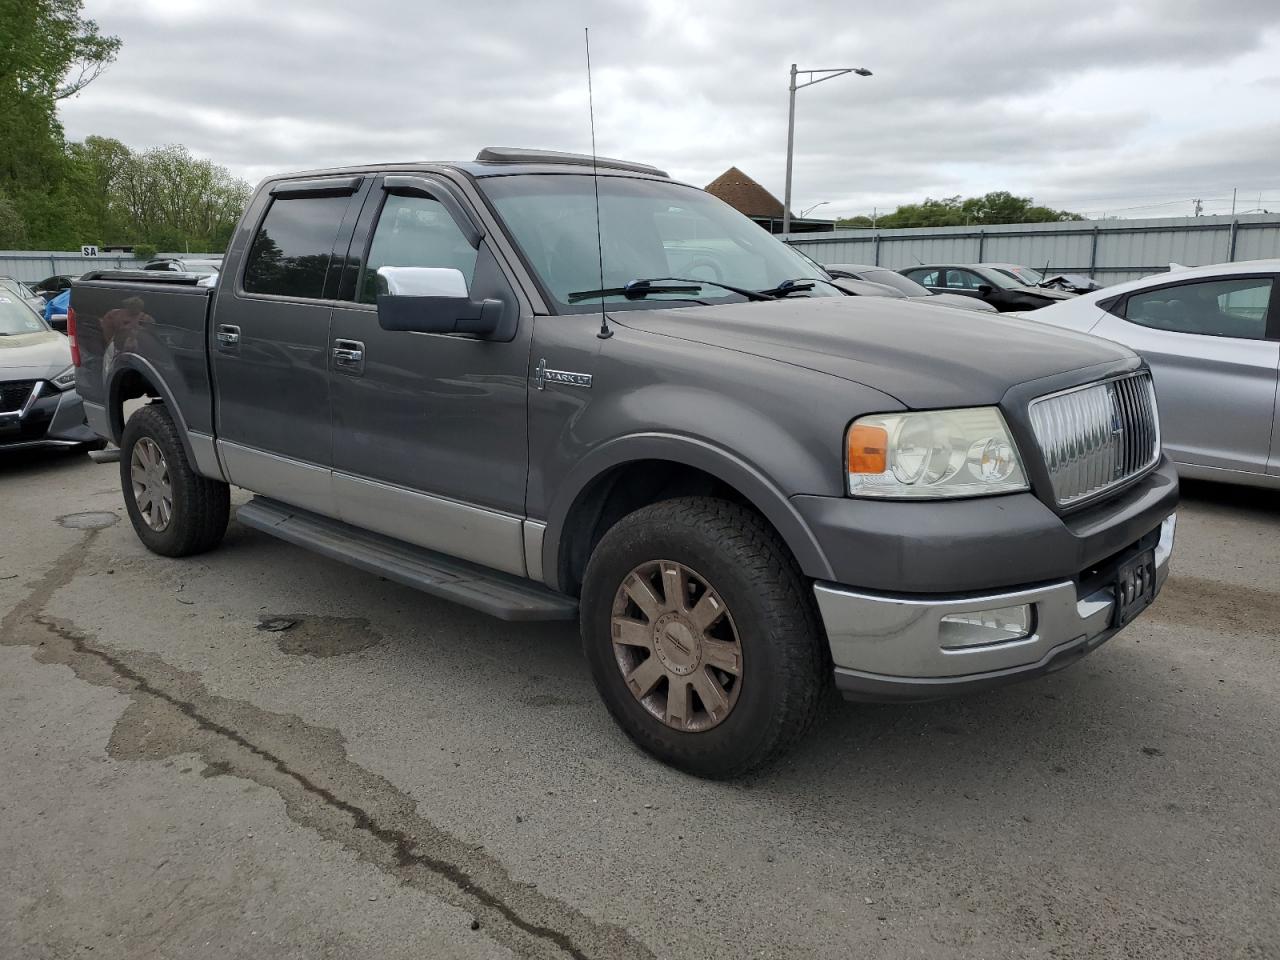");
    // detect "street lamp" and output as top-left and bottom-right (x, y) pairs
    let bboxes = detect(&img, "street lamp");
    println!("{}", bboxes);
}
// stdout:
(799, 201), (829, 219)
(783, 64), (872, 235)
